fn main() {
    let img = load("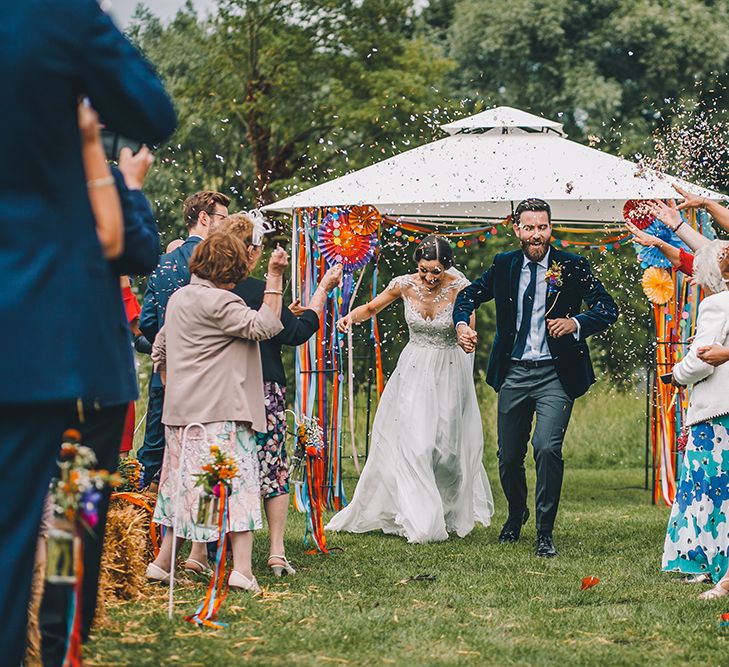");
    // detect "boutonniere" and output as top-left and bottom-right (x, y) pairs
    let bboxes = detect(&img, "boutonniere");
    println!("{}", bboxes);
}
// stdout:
(545, 262), (564, 296)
